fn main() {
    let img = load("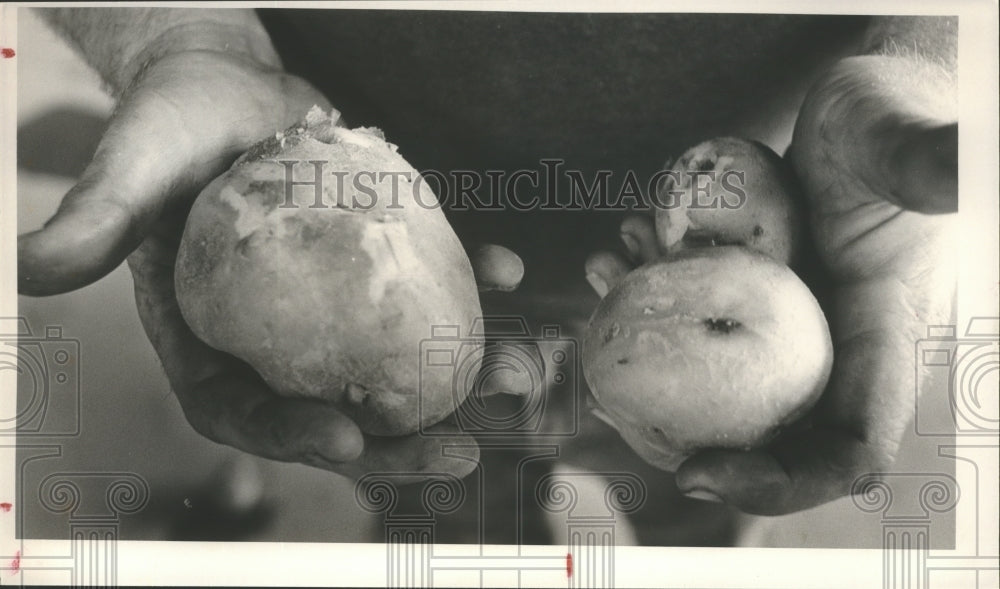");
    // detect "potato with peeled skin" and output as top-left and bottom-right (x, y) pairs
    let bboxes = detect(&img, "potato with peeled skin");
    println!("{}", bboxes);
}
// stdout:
(584, 136), (832, 472)
(655, 137), (805, 266)
(582, 246), (833, 472)
(175, 107), (482, 436)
